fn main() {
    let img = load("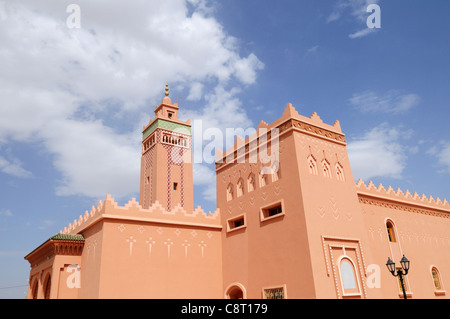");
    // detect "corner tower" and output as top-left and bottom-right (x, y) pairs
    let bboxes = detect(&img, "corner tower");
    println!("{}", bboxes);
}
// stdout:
(215, 103), (373, 299)
(139, 85), (193, 211)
